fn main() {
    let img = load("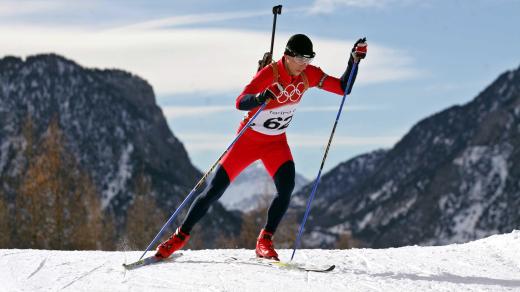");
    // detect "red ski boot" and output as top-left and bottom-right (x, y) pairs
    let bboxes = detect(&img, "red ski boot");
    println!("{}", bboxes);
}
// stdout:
(255, 229), (279, 261)
(155, 227), (190, 259)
